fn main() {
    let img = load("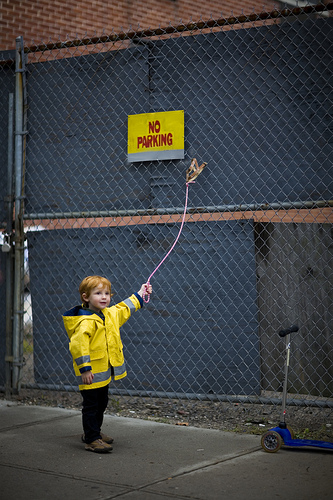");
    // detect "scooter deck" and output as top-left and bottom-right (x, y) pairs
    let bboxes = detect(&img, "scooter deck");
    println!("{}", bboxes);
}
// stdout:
(271, 426), (333, 450)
